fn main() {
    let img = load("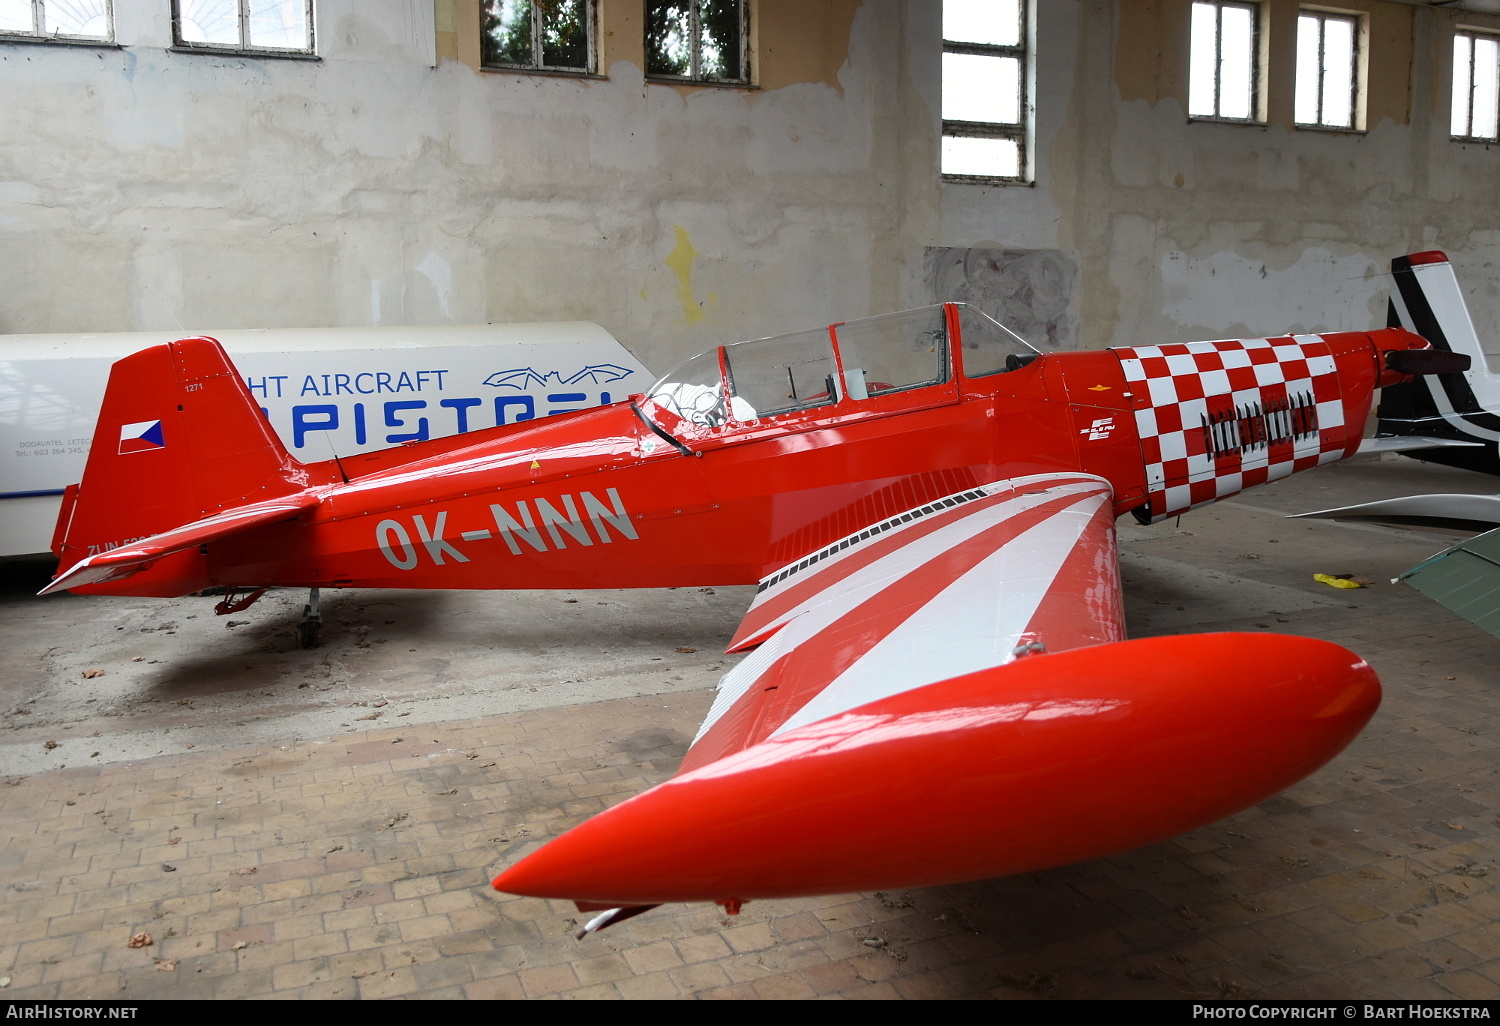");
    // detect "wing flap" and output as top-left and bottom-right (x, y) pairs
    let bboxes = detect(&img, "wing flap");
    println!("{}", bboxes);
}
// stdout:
(685, 473), (1122, 773)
